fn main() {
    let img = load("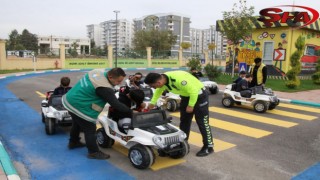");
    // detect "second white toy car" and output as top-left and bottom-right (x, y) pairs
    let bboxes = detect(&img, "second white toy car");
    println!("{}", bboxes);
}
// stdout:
(221, 84), (280, 113)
